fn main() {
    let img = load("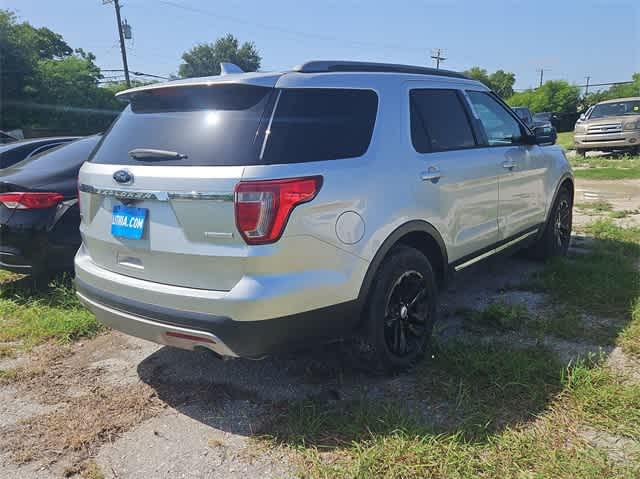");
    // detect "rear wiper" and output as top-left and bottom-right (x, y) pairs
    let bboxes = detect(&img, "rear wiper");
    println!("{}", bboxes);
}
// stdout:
(129, 148), (188, 161)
